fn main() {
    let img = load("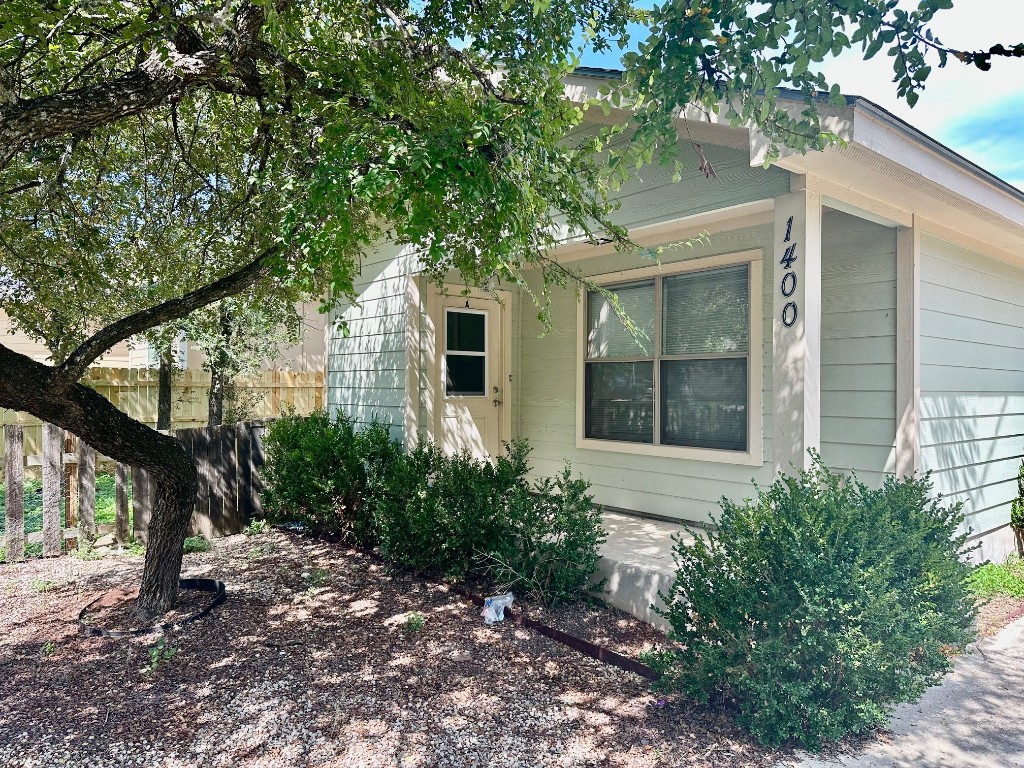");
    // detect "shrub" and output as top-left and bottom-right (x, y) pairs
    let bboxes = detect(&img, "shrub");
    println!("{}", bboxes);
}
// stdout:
(372, 441), (521, 582)
(261, 409), (400, 545)
(488, 457), (606, 606)
(182, 535), (212, 554)
(373, 439), (605, 605)
(1010, 462), (1024, 552)
(647, 455), (976, 750)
